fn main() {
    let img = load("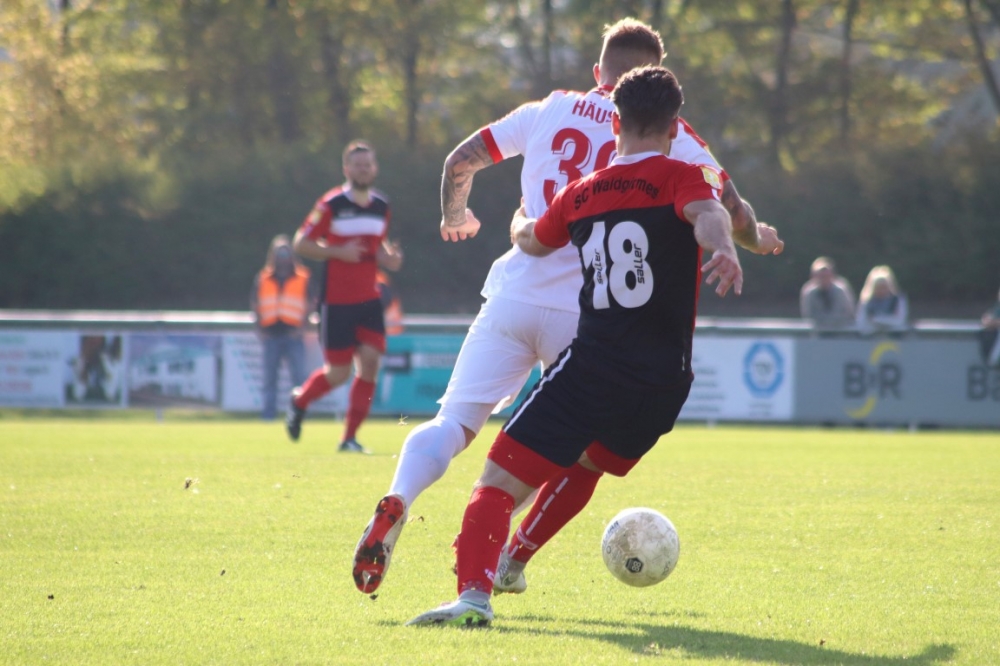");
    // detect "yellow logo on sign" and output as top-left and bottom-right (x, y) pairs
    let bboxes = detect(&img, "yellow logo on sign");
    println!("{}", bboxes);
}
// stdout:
(844, 341), (900, 419)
